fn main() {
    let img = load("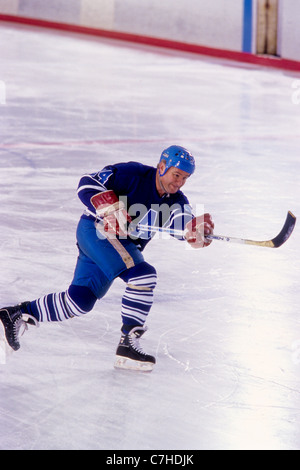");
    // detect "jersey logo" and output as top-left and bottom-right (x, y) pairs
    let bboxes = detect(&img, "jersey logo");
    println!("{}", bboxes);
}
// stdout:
(94, 169), (113, 186)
